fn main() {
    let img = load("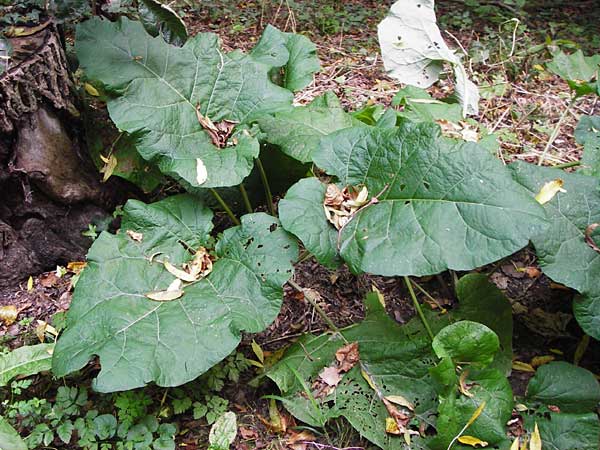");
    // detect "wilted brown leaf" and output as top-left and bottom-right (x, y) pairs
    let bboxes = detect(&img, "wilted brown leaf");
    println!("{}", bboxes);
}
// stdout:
(335, 342), (360, 372)
(285, 430), (315, 450)
(39, 272), (60, 288)
(323, 184), (371, 230)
